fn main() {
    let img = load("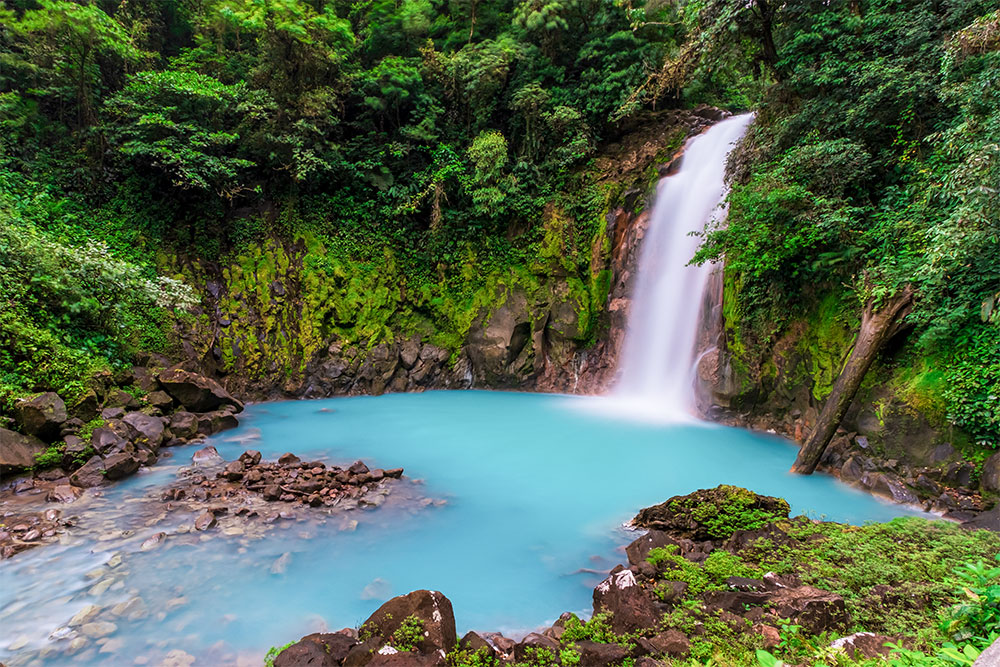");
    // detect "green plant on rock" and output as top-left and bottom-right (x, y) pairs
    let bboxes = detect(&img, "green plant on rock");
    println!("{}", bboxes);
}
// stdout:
(32, 443), (65, 470)
(648, 545), (762, 597)
(391, 614), (425, 652)
(264, 641), (295, 667)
